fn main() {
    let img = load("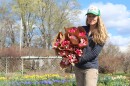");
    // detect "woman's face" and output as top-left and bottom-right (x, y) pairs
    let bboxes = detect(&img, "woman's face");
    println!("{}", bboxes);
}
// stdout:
(87, 14), (98, 26)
